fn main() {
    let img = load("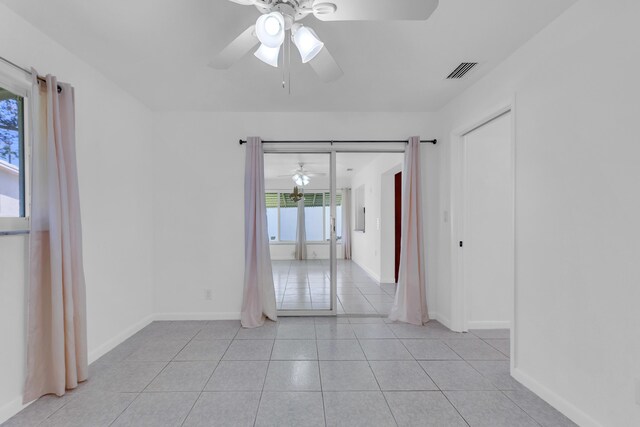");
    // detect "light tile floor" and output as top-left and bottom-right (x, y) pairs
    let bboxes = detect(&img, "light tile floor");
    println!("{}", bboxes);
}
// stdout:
(273, 260), (396, 314)
(4, 318), (577, 427)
